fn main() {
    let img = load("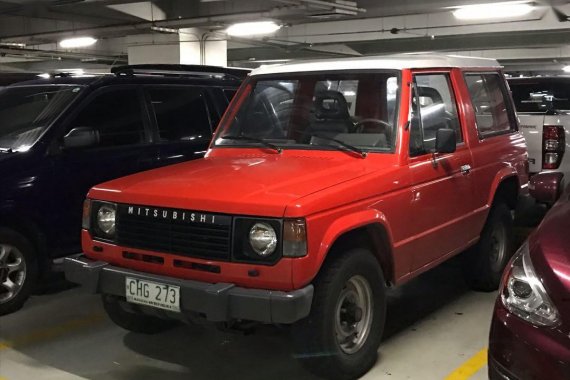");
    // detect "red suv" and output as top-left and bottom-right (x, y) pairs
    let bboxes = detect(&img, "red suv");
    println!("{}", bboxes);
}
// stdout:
(65, 55), (528, 380)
